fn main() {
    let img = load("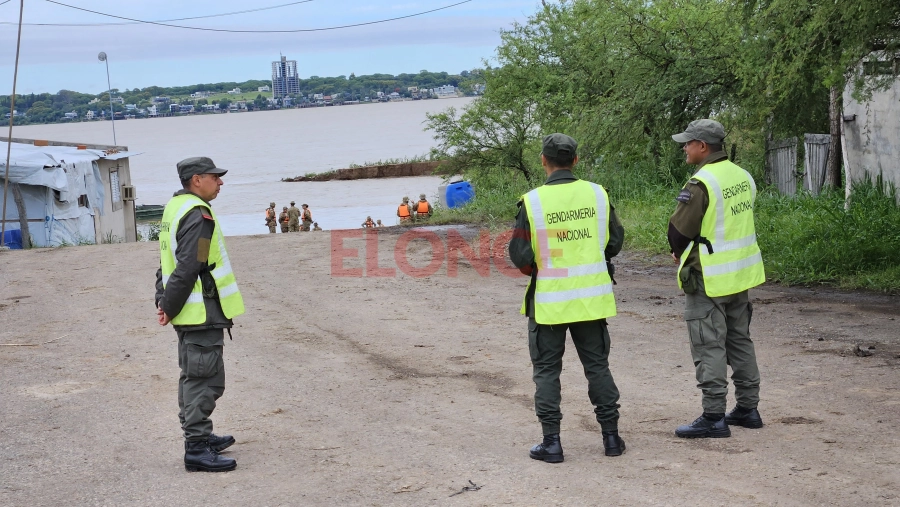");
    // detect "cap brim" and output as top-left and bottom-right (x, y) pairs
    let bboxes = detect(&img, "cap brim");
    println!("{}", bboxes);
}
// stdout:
(671, 133), (693, 143)
(204, 168), (228, 176)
